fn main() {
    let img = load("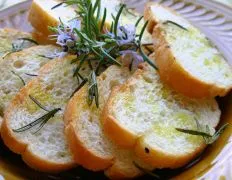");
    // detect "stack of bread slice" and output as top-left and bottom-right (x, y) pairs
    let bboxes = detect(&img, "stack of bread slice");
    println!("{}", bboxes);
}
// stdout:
(0, 0), (231, 179)
(1, 55), (94, 171)
(63, 1), (230, 179)
(65, 65), (154, 179)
